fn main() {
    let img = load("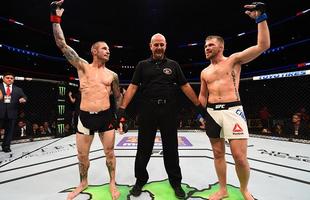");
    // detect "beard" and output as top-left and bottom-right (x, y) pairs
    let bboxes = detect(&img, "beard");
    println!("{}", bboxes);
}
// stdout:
(205, 50), (217, 60)
(153, 50), (164, 60)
